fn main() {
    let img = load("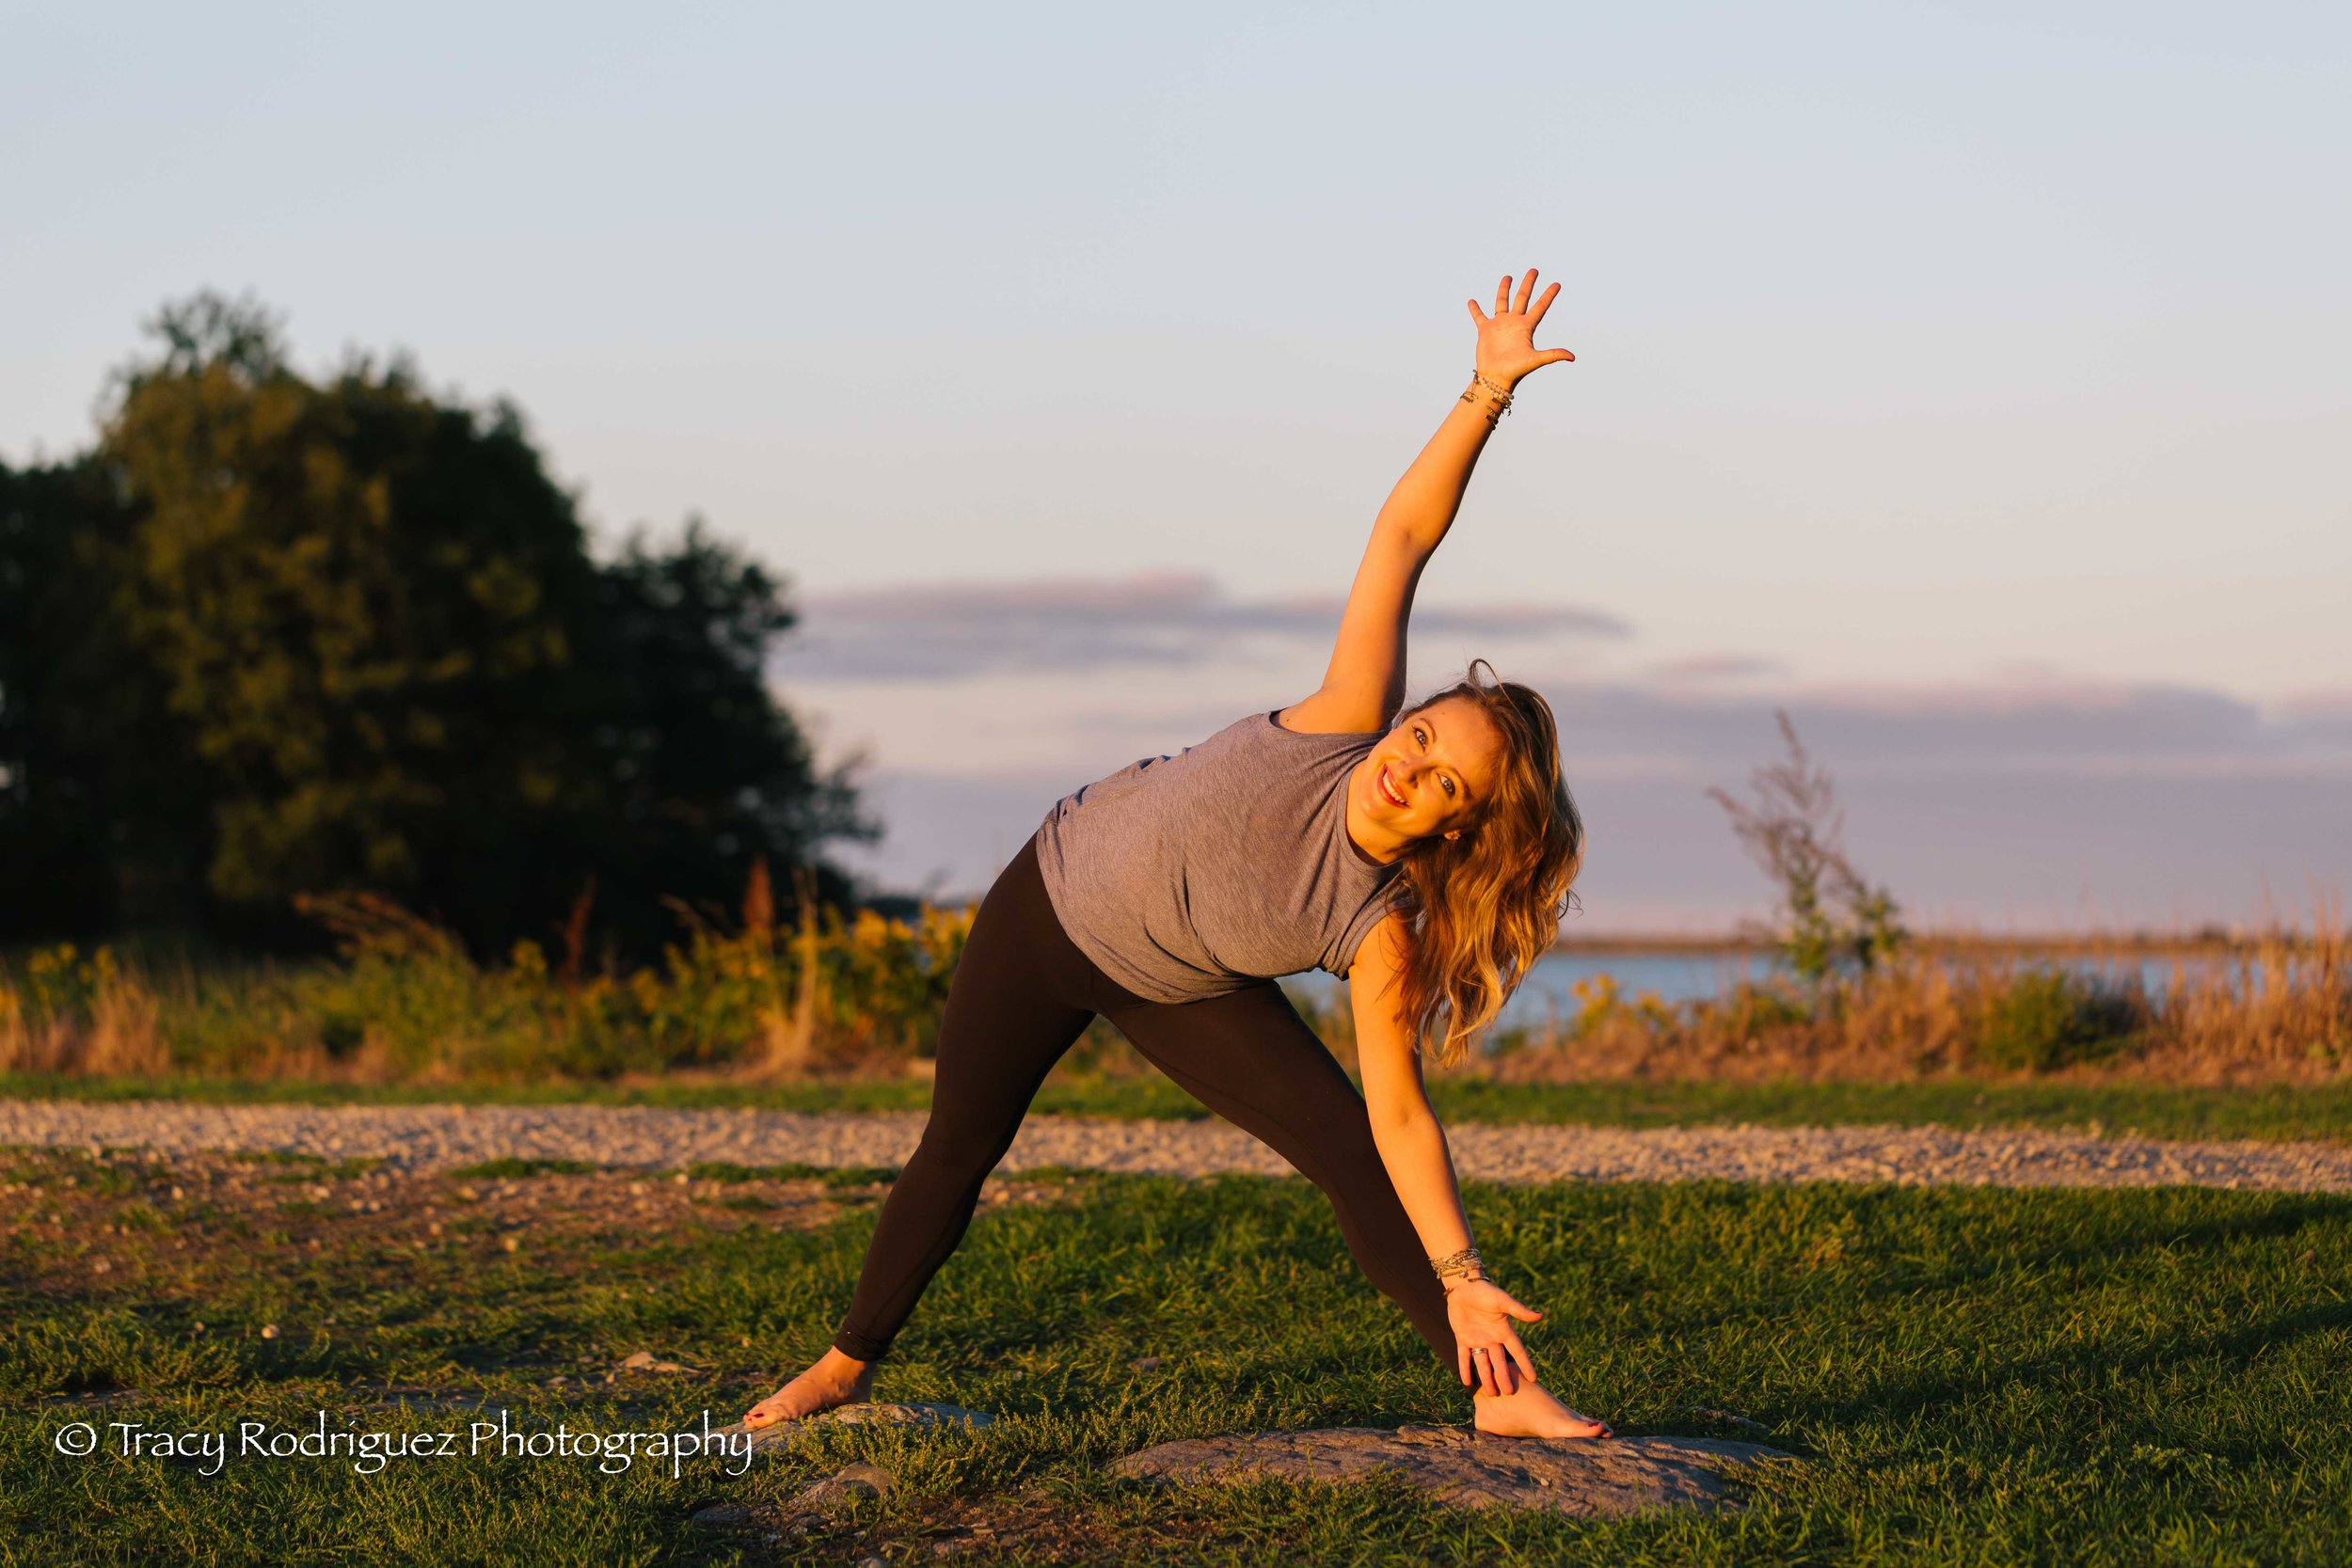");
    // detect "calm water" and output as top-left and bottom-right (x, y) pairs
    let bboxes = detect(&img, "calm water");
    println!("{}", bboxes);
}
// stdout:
(1287, 948), (2252, 1033)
